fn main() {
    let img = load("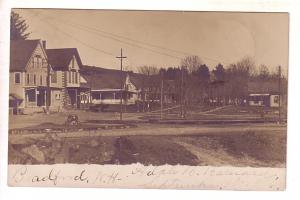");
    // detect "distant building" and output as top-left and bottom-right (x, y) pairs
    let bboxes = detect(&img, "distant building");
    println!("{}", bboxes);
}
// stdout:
(247, 80), (287, 108)
(248, 93), (280, 107)
(80, 65), (143, 111)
